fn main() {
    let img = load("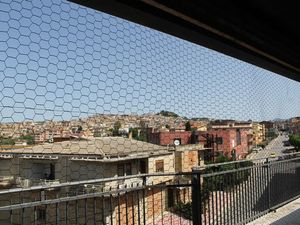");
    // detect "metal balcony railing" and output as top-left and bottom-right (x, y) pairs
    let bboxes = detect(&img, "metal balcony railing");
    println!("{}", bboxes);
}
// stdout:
(0, 176), (14, 189)
(0, 153), (299, 225)
(14, 177), (60, 189)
